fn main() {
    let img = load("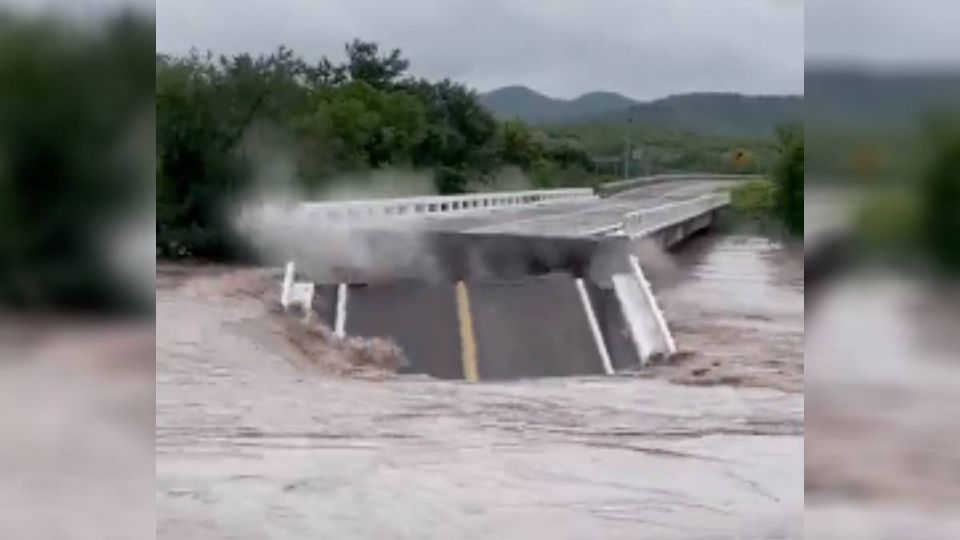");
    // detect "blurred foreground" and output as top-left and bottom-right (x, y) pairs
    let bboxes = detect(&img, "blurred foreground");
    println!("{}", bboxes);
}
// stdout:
(157, 254), (802, 538)
(805, 56), (960, 535)
(0, 317), (154, 538)
(0, 9), (155, 539)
